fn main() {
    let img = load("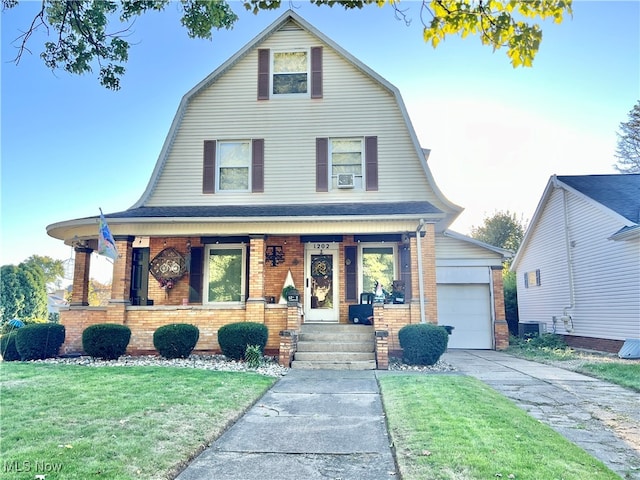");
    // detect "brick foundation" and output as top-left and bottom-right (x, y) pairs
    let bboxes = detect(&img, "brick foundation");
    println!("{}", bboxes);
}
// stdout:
(563, 335), (625, 354)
